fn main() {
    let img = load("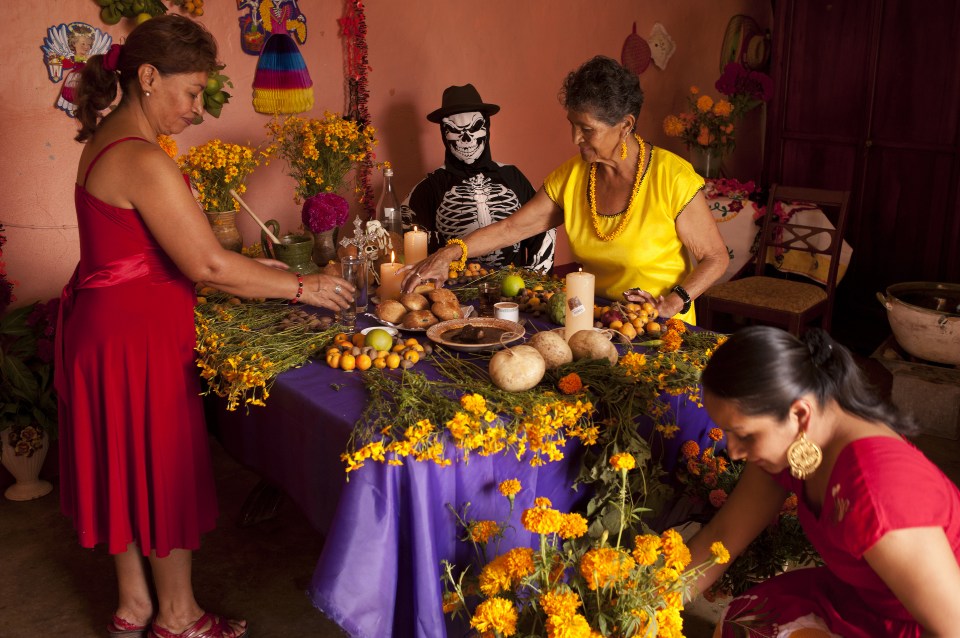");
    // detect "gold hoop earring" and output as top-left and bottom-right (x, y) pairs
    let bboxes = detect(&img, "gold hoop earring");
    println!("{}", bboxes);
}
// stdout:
(787, 431), (822, 479)
(620, 140), (628, 160)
